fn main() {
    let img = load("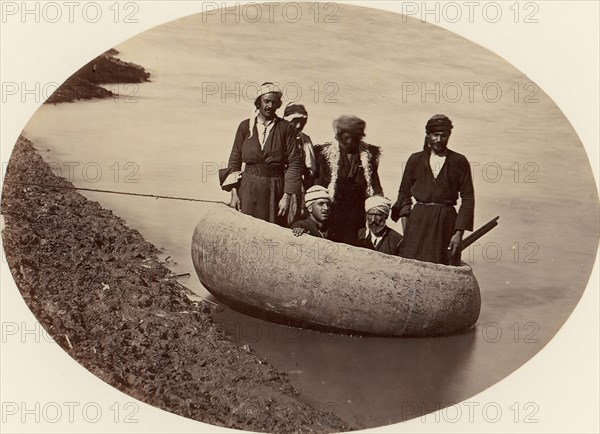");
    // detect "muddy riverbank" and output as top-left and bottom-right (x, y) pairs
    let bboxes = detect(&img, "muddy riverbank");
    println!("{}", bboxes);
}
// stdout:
(2, 44), (351, 433)
(1, 136), (348, 433)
